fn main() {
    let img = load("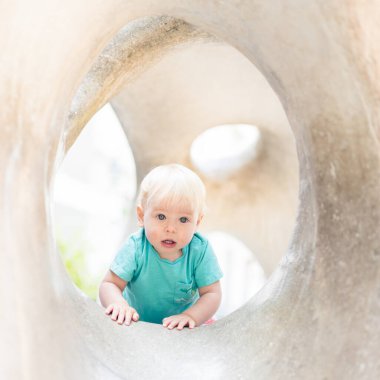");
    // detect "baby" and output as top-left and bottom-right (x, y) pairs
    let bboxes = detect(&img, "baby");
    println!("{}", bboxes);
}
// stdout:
(99, 164), (223, 330)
